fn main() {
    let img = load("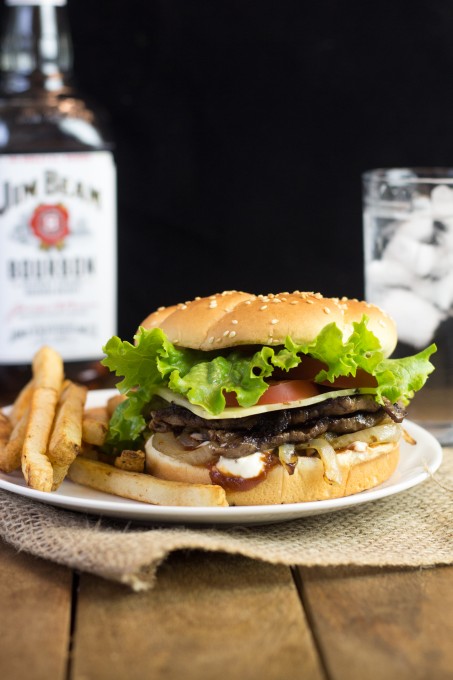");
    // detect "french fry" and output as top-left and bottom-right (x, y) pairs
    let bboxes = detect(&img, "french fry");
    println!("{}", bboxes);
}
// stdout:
(47, 380), (88, 489)
(0, 412), (11, 442)
(114, 449), (145, 473)
(21, 386), (57, 492)
(32, 345), (64, 391)
(0, 412), (13, 471)
(48, 381), (88, 467)
(107, 393), (126, 417)
(9, 379), (33, 427)
(82, 407), (109, 446)
(68, 457), (228, 507)
(51, 463), (70, 490)
(0, 407), (29, 473)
